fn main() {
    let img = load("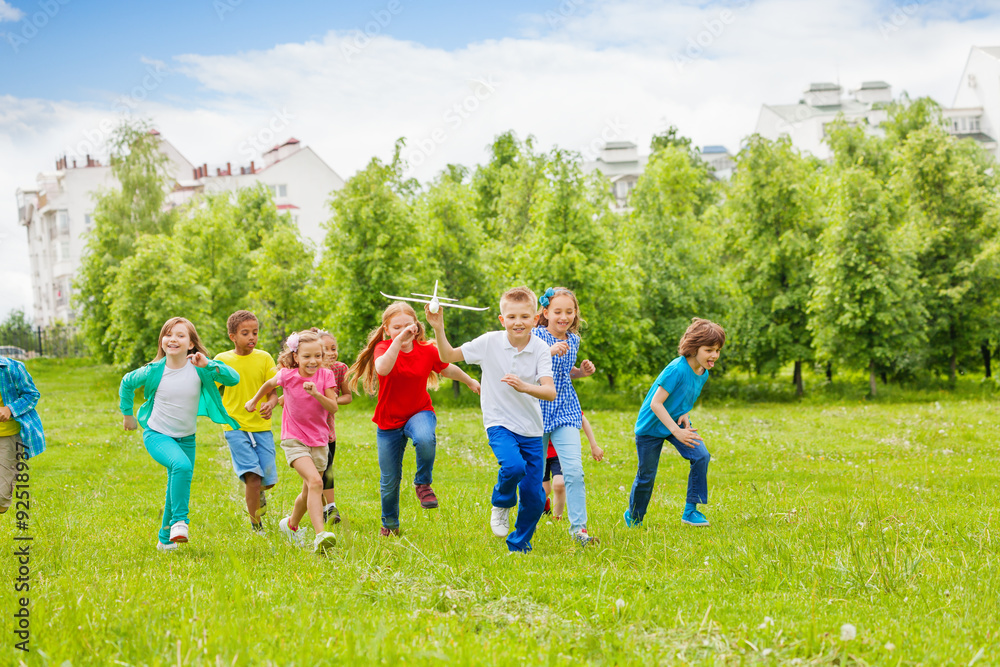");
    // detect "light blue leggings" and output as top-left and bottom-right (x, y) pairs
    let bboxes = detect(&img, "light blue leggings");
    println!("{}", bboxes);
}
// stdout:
(143, 429), (196, 544)
(544, 426), (588, 534)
